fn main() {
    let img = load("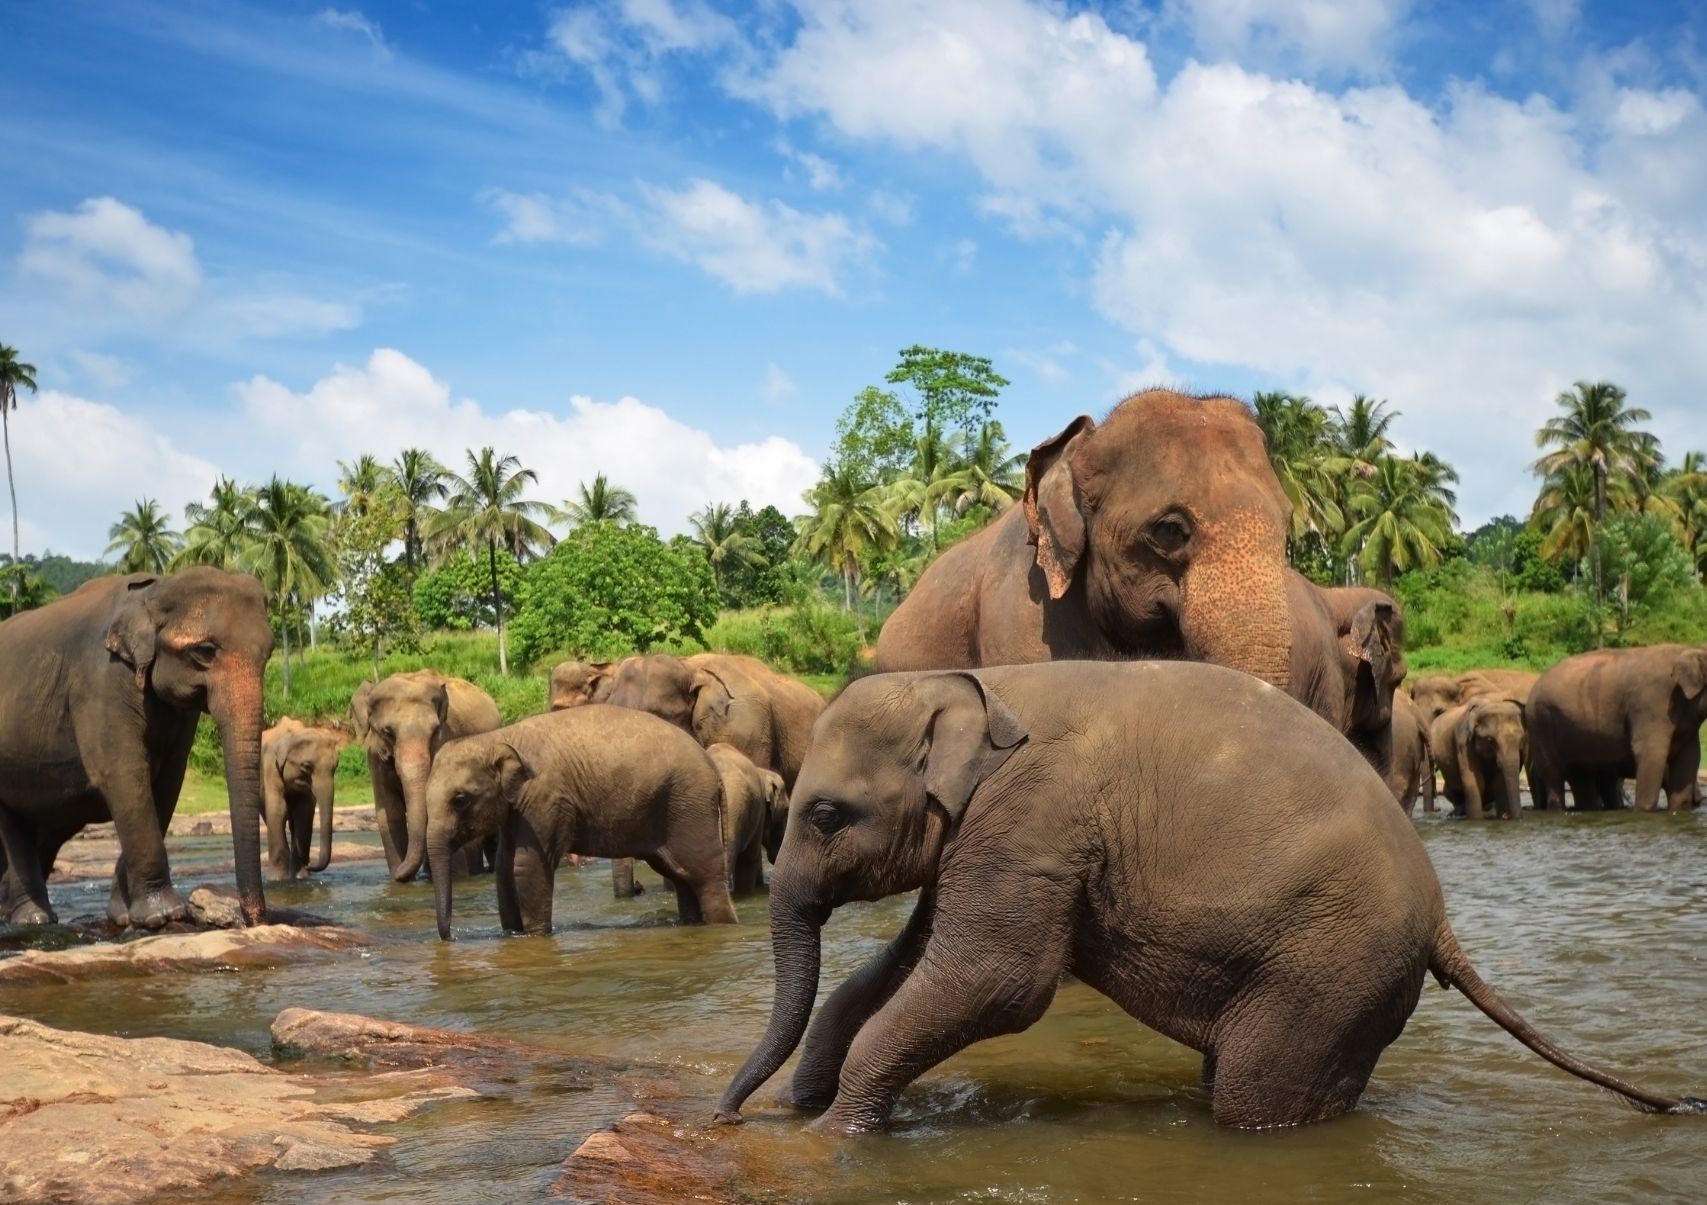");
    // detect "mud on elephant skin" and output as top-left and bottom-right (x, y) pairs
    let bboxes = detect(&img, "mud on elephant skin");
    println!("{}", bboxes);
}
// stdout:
(425, 704), (737, 939)
(717, 661), (1706, 1135)
(352, 669), (501, 882)
(1430, 698), (1527, 820)
(0, 568), (273, 930)
(261, 718), (342, 880)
